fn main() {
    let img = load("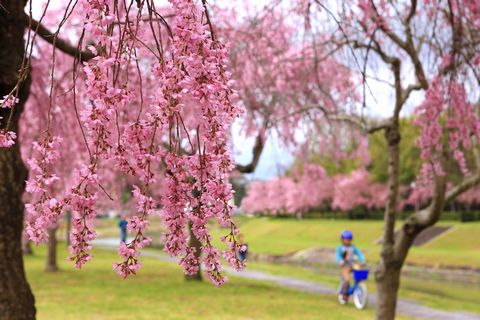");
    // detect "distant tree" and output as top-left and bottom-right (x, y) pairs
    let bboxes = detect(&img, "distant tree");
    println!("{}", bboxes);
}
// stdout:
(242, 164), (334, 217)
